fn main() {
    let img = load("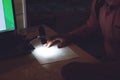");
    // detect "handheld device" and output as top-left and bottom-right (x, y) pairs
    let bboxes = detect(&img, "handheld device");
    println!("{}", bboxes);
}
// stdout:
(39, 25), (47, 44)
